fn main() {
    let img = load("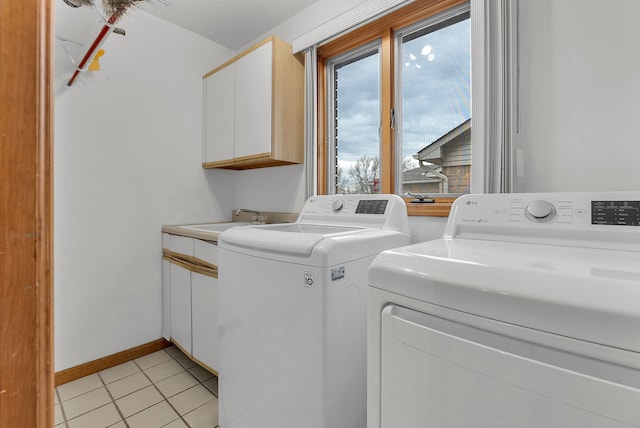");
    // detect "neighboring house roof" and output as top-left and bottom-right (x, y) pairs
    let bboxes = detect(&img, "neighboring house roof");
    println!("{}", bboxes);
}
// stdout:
(416, 118), (471, 165)
(402, 167), (441, 184)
